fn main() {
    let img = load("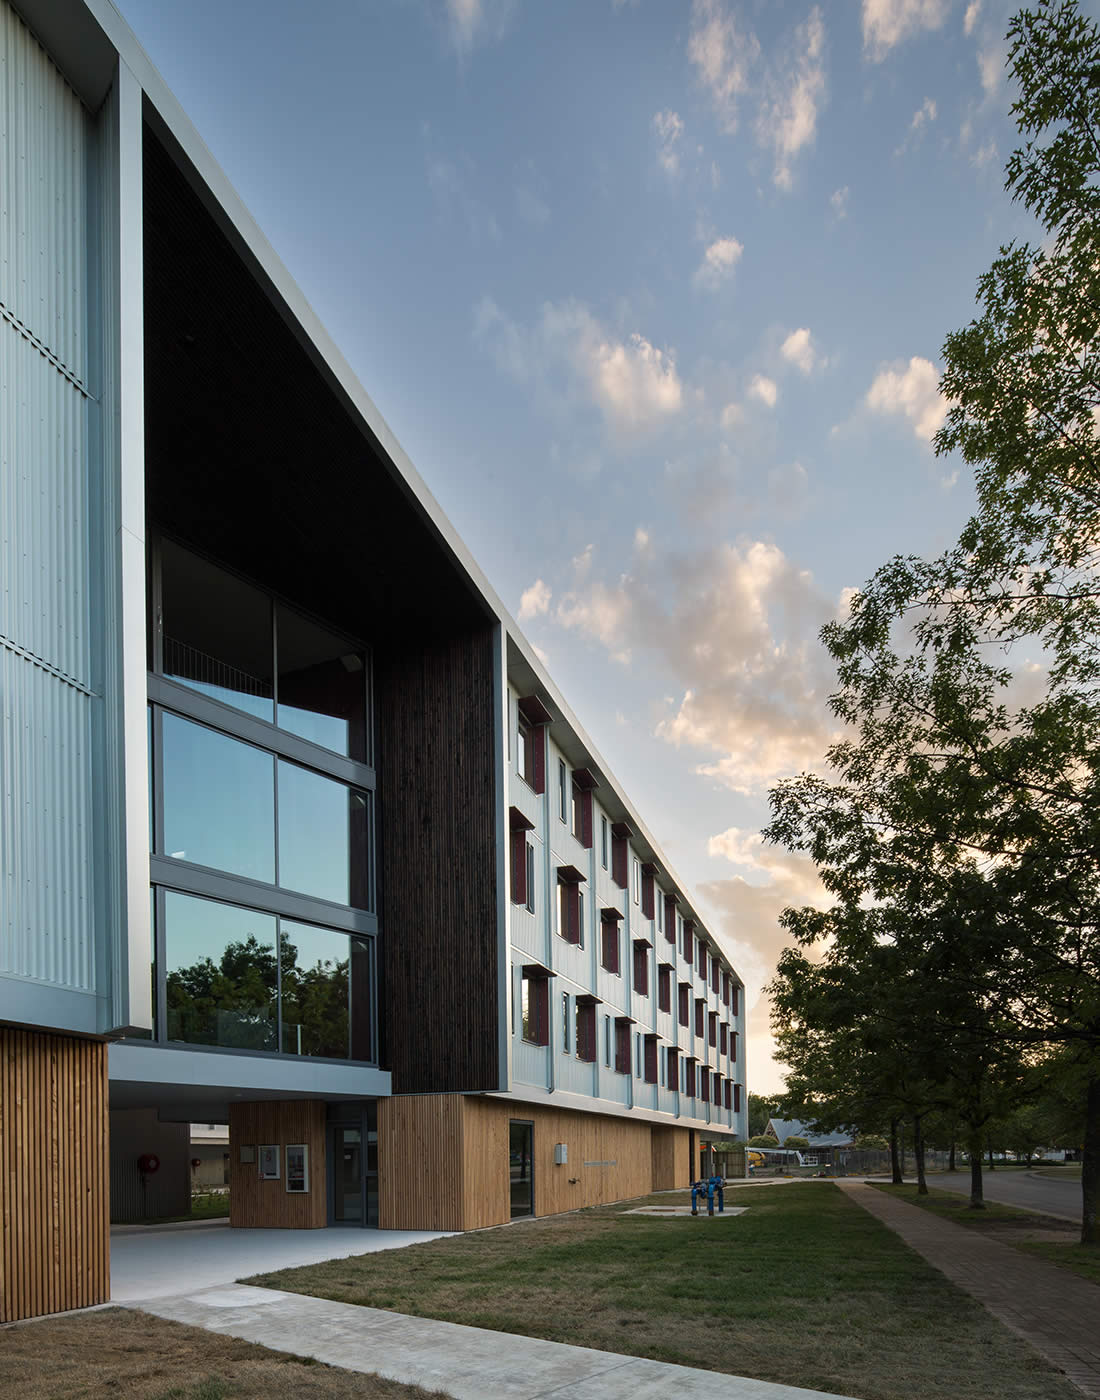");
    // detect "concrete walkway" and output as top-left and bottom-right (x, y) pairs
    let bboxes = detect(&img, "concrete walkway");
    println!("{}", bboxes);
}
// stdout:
(110, 1219), (454, 1302)
(134, 1282), (859, 1400)
(838, 1181), (1100, 1398)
